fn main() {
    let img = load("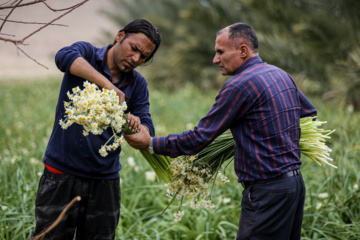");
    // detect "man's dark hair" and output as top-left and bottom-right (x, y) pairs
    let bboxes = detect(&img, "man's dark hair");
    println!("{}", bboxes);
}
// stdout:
(114, 19), (161, 63)
(218, 23), (259, 52)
